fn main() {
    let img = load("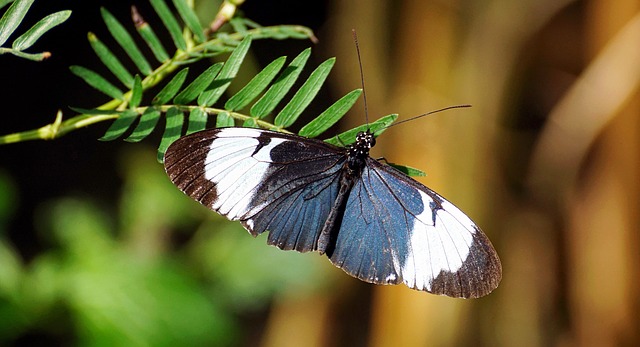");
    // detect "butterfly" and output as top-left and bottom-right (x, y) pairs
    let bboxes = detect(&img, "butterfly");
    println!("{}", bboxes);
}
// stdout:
(163, 126), (502, 298)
